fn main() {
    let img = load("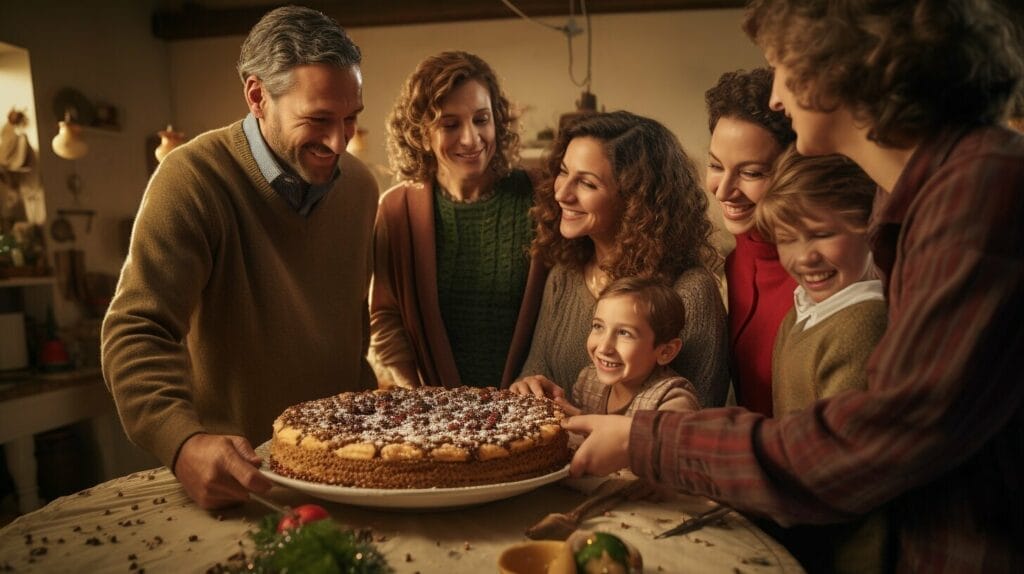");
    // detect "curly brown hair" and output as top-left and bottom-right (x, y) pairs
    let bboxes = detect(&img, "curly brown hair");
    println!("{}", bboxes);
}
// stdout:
(754, 145), (877, 242)
(386, 51), (520, 183)
(530, 111), (718, 281)
(743, 0), (1024, 148)
(705, 68), (795, 147)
